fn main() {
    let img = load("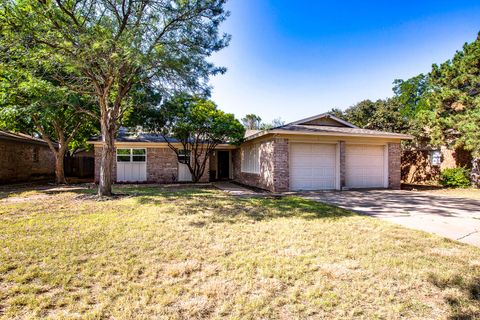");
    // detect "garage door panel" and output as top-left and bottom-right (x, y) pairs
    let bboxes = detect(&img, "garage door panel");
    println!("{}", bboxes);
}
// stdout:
(311, 168), (334, 177)
(294, 156), (315, 166)
(346, 155), (383, 164)
(311, 144), (334, 152)
(348, 145), (384, 155)
(292, 168), (313, 177)
(319, 157), (336, 166)
(290, 143), (337, 191)
(345, 145), (385, 188)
